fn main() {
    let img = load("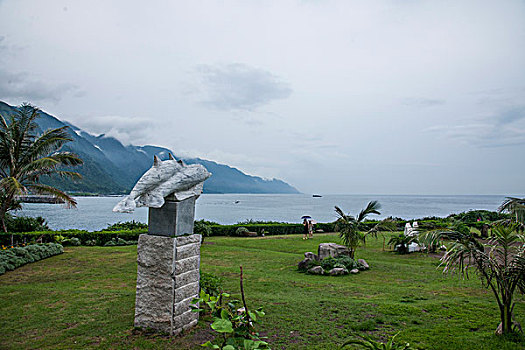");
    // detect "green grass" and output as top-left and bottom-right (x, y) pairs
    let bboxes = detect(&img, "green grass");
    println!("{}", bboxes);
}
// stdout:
(0, 233), (524, 349)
